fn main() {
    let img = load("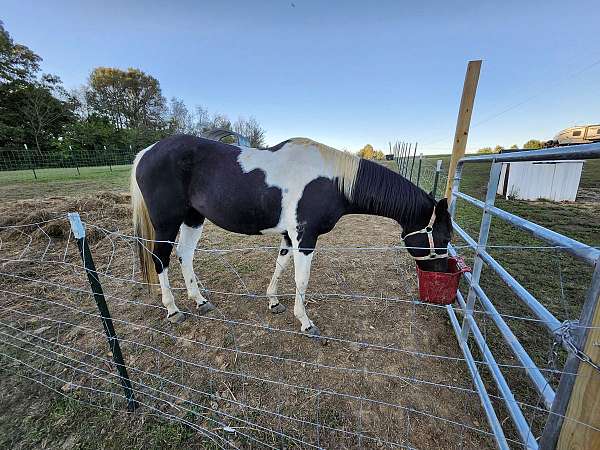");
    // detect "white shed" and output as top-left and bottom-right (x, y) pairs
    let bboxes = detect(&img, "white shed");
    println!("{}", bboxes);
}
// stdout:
(497, 160), (584, 202)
